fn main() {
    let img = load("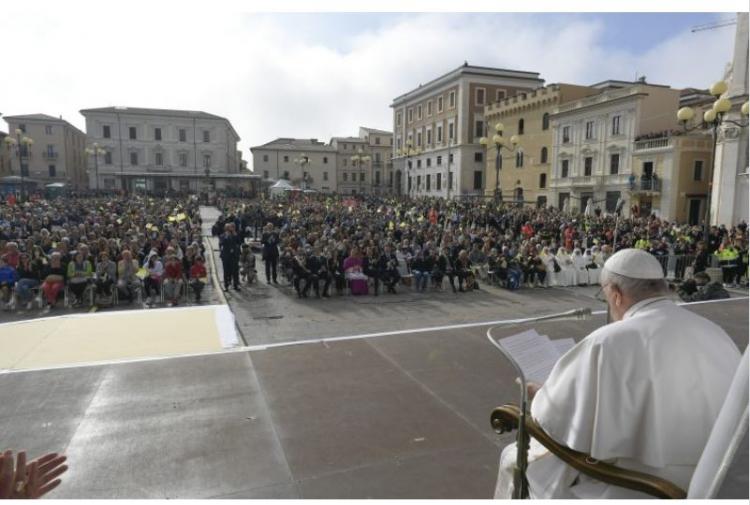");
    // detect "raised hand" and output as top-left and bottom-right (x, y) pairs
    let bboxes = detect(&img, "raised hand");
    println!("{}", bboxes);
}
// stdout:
(0, 450), (68, 499)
